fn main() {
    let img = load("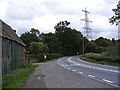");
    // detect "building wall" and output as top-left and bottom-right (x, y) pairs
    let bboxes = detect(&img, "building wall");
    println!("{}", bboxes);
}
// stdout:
(2, 38), (25, 75)
(2, 38), (12, 75)
(18, 44), (25, 68)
